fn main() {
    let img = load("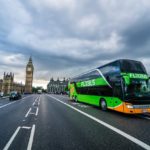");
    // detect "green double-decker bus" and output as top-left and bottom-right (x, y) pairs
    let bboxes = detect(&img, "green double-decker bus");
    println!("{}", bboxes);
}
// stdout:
(69, 59), (150, 114)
